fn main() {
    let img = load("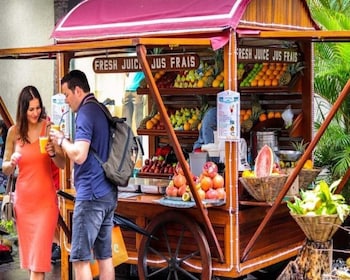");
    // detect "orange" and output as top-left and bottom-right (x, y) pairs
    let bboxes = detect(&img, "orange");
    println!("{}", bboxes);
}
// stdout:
(272, 79), (279, 86)
(259, 113), (267, 122)
(264, 79), (272, 86)
(240, 109), (246, 116)
(267, 111), (275, 119)
(183, 122), (190, 131)
(246, 109), (252, 116)
(243, 114), (250, 121)
(258, 79), (265, 87)
(265, 69), (273, 76)
(250, 80), (258, 87)
(274, 112), (282, 118)
(146, 120), (154, 129)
